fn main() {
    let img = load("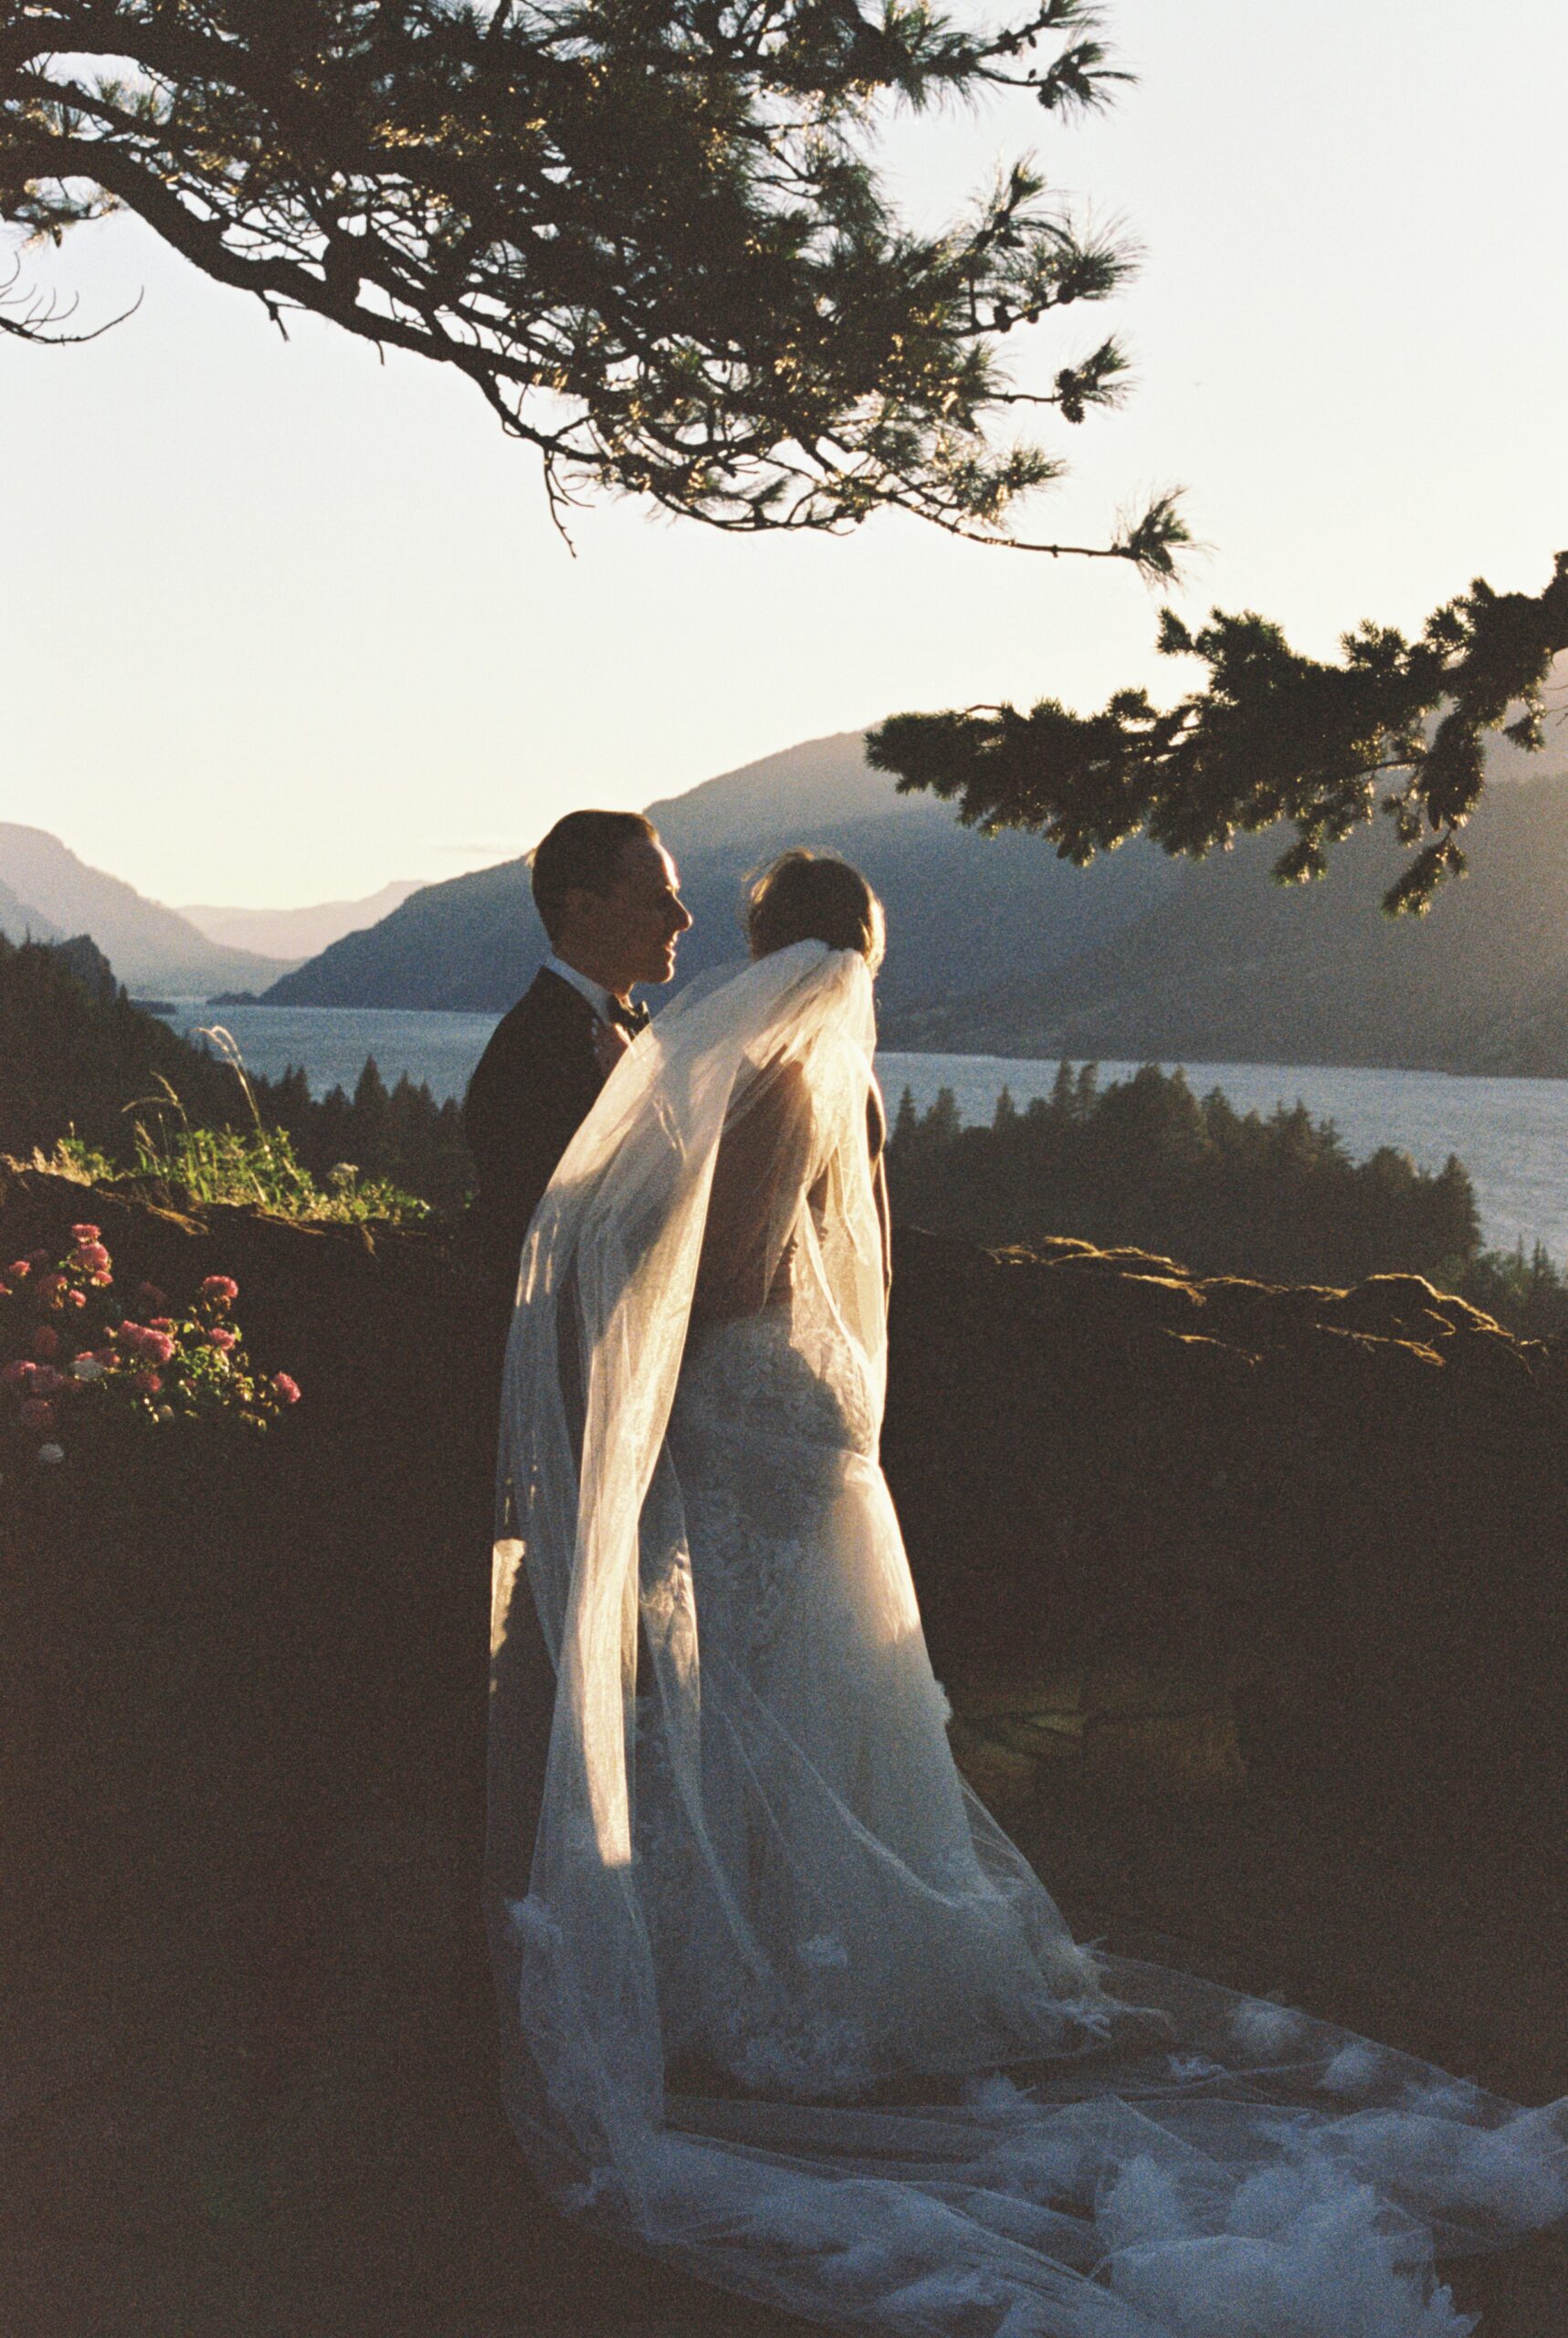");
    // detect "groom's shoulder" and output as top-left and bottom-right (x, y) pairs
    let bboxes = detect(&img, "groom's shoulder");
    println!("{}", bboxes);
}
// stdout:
(469, 966), (589, 1087)
(492, 964), (588, 1042)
